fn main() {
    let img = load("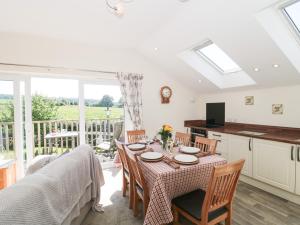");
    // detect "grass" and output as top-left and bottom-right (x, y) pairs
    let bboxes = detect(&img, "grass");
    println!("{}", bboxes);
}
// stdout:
(0, 98), (124, 121)
(57, 105), (124, 120)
